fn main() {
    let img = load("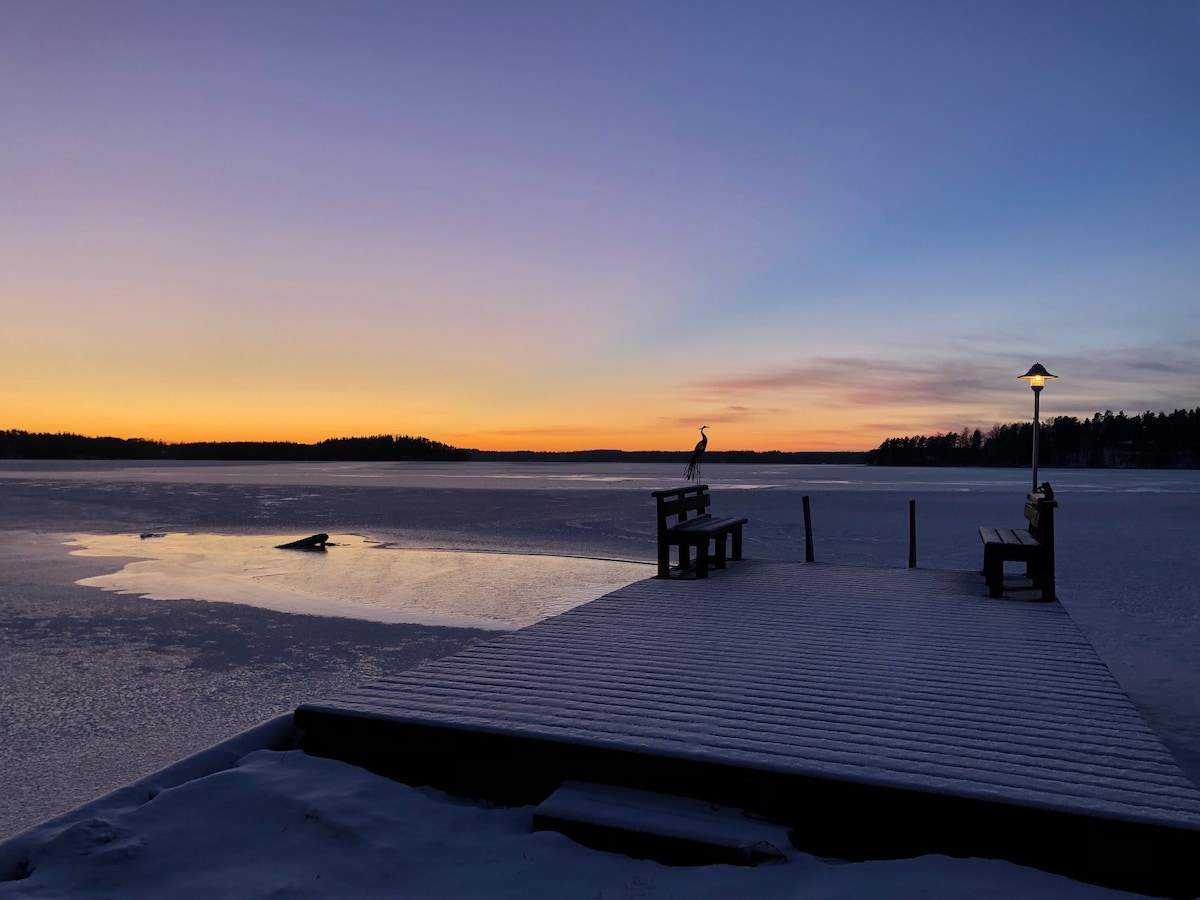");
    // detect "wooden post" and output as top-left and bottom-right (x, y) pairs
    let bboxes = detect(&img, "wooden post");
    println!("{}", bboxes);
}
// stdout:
(908, 499), (917, 568)
(802, 495), (814, 563)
